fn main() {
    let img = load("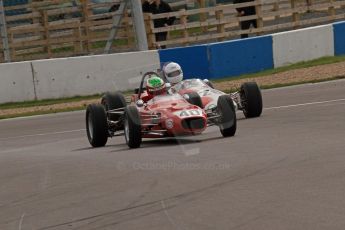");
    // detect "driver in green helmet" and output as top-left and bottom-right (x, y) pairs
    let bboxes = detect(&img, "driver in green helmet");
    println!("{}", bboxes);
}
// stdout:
(145, 75), (167, 101)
